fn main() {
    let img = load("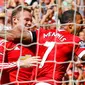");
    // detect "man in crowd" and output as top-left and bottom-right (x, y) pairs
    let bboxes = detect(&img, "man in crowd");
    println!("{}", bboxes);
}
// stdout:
(79, 30), (85, 47)
(0, 8), (85, 85)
